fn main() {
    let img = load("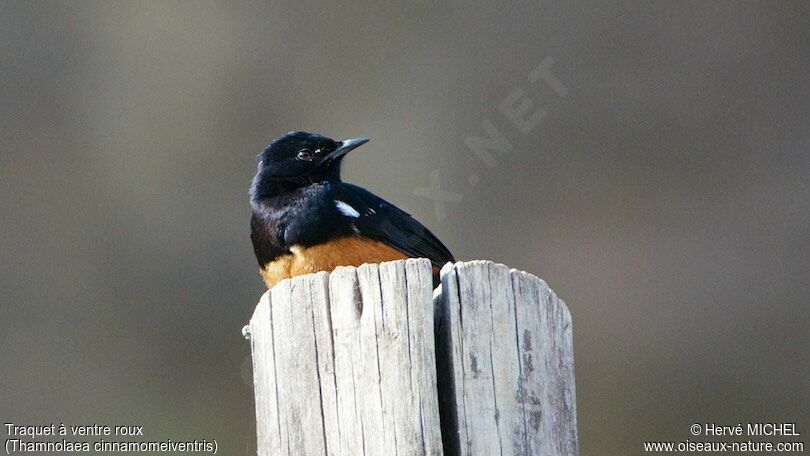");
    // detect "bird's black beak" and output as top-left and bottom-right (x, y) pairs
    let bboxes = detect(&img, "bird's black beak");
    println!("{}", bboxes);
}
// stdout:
(322, 137), (369, 164)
